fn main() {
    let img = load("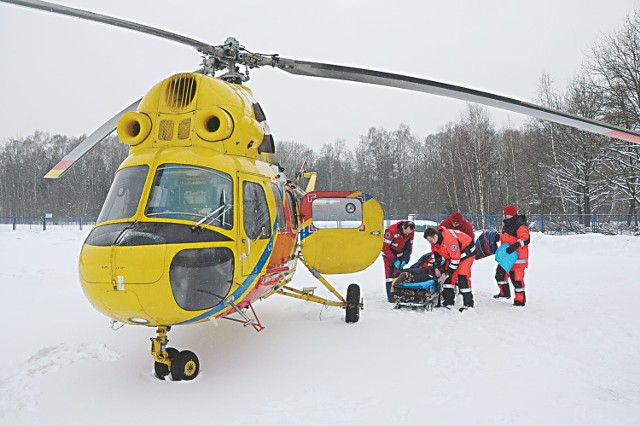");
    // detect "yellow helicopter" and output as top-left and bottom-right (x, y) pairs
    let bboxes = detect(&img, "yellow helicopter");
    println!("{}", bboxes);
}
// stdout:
(3, 0), (639, 382)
